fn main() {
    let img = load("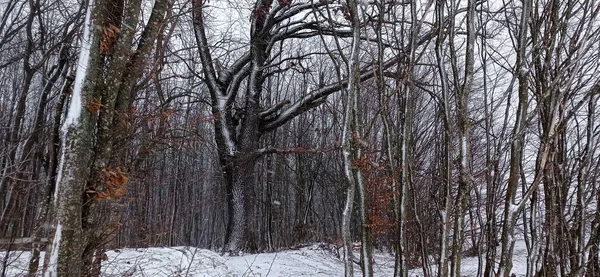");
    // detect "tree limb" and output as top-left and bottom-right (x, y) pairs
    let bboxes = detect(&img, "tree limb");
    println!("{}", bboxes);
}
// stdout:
(259, 54), (403, 133)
